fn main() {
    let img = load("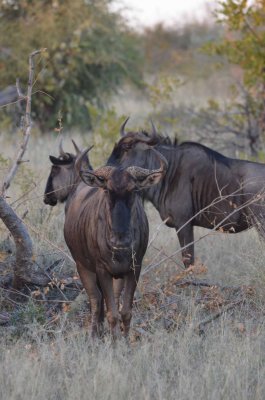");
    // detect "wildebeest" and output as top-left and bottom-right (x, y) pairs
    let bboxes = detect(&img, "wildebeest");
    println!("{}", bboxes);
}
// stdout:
(107, 119), (265, 268)
(44, 138), (92, 206)
(44, 139), (167, 338)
